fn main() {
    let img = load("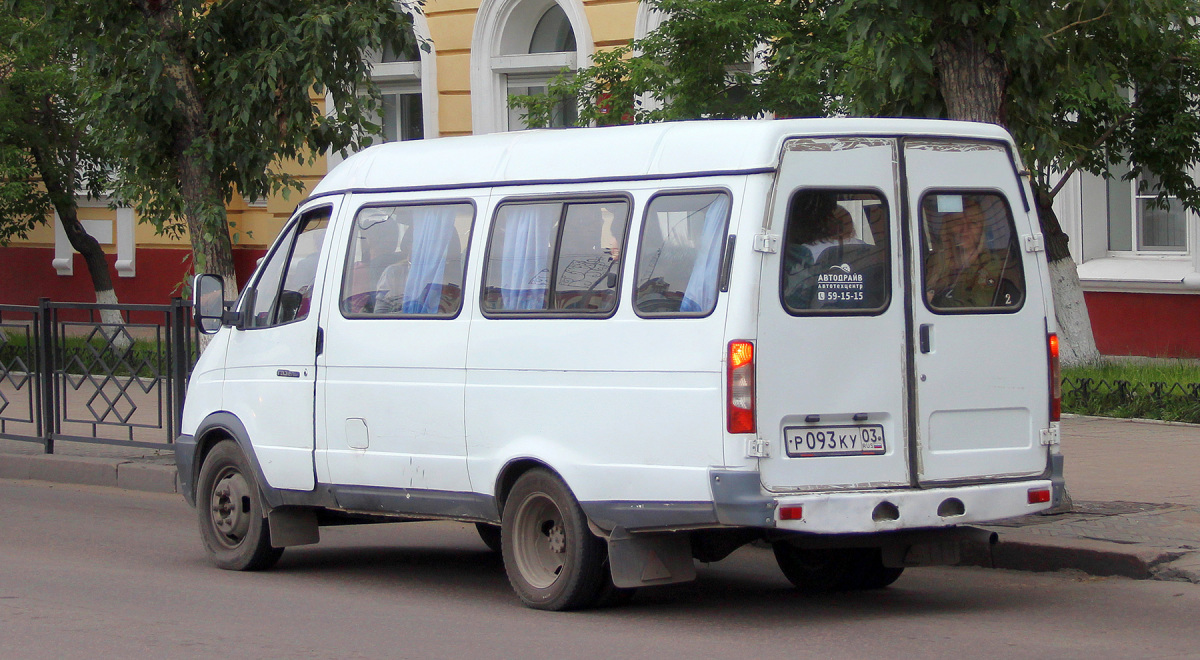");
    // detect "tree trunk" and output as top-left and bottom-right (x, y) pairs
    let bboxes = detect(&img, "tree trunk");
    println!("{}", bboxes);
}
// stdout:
(29, 145), (128, 343)
(146, 2), (240, 302)
(1033, 188), (1101, 367)
(935, 32), (1102, 367)
(933, 32), (1008, 124)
